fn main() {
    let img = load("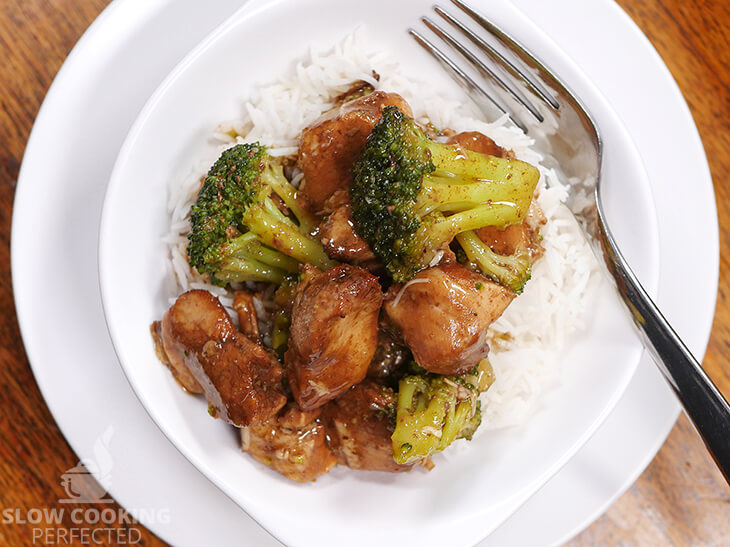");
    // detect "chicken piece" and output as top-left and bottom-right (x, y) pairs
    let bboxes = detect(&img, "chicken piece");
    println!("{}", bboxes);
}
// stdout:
(232, 290), (260, 341)
(298, 91), (413, 213)
(199, 337), (287, 426)
(367, 330), (410, 383)
(323, 381), (413, 472)
(320, 189), (350, 215)
(242, 403), (337, 482)
(445, 131), (514, 159)
(150, 320), (203, 393)
(384, 264), (515, 375)
(319, 204), (376, 263)
(474, 200), (546, 262)
(159, 290), (286, 426)
(475, 224), (530, 256)
(285, 265), (383, 410)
